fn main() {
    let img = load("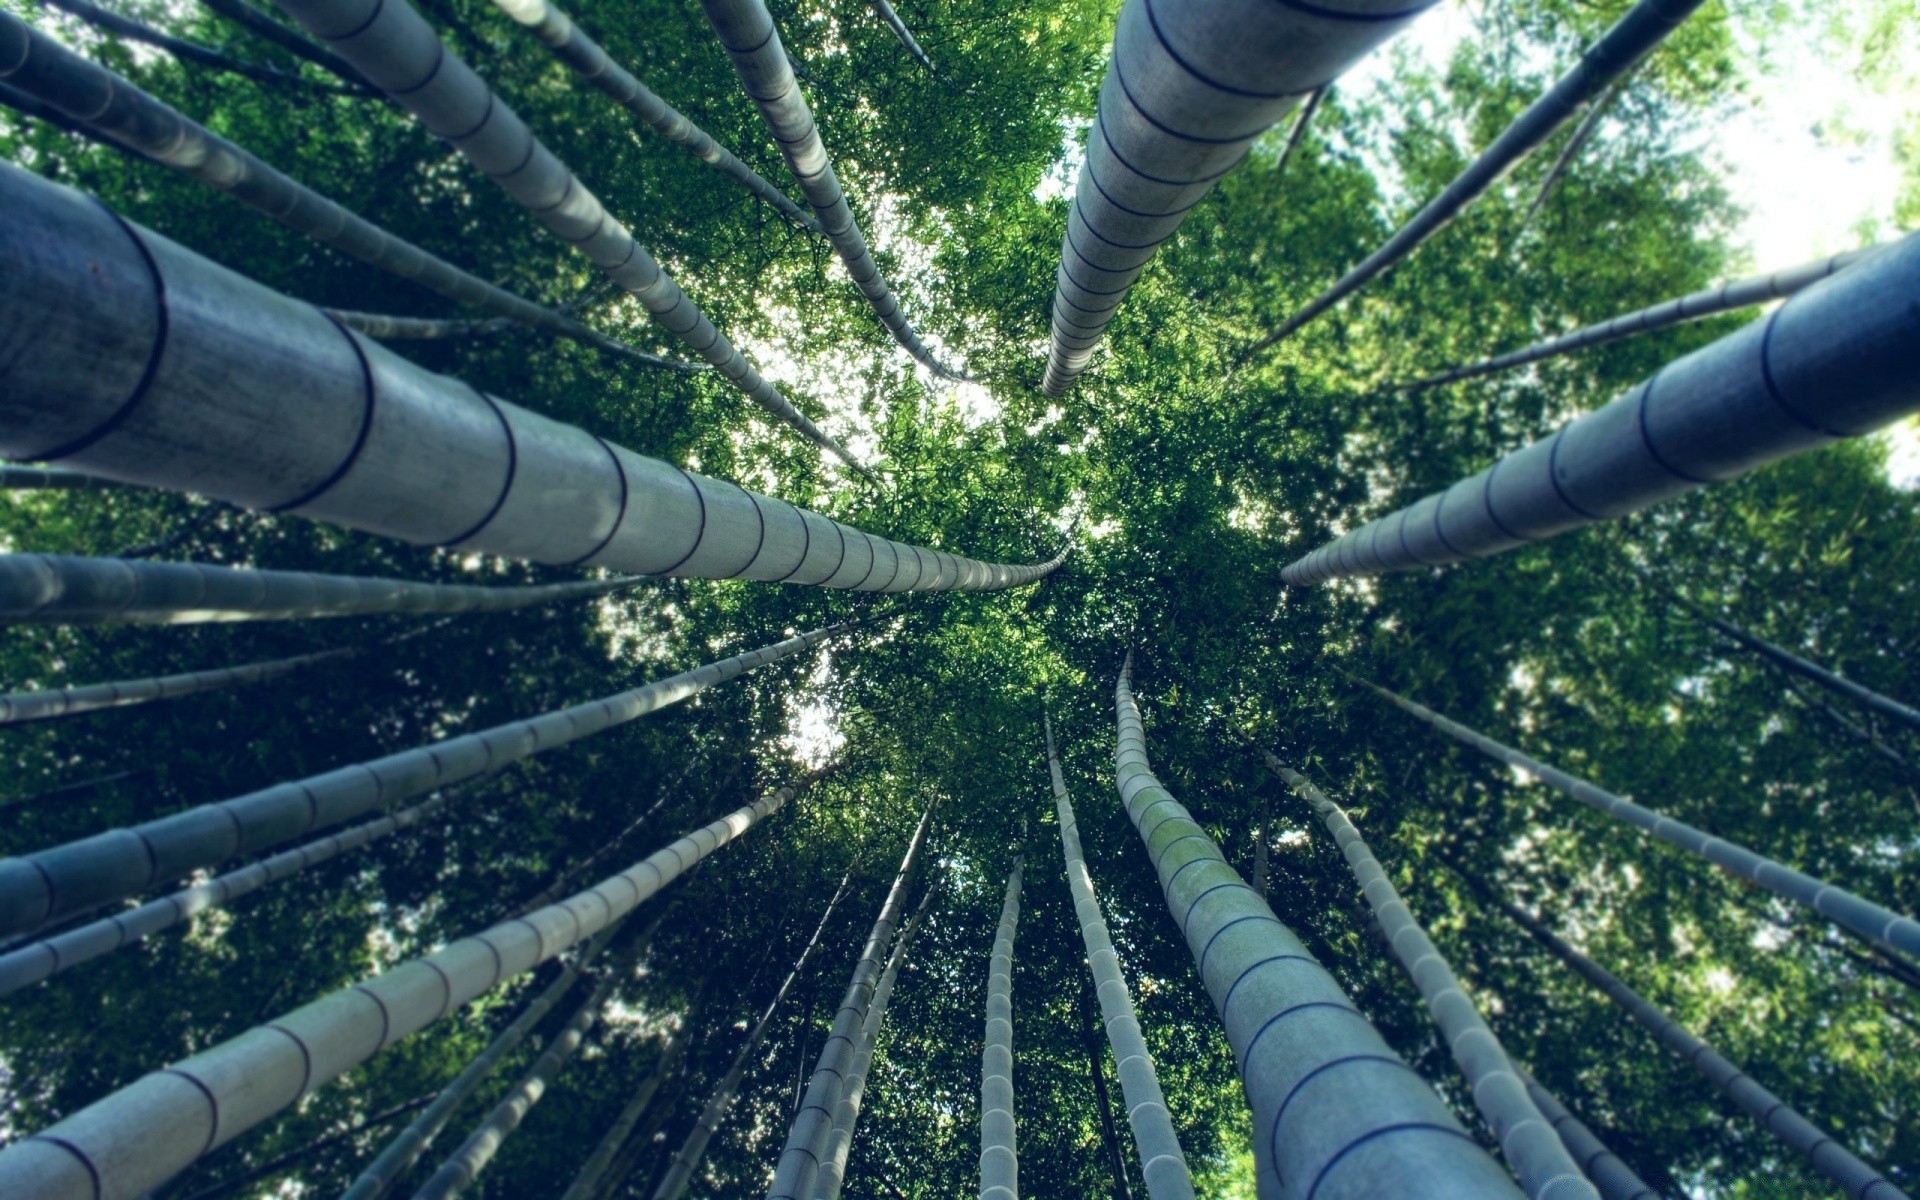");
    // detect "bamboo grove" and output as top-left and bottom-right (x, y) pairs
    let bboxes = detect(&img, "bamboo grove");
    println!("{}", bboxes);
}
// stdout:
(0, 0), (1915, 1193)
